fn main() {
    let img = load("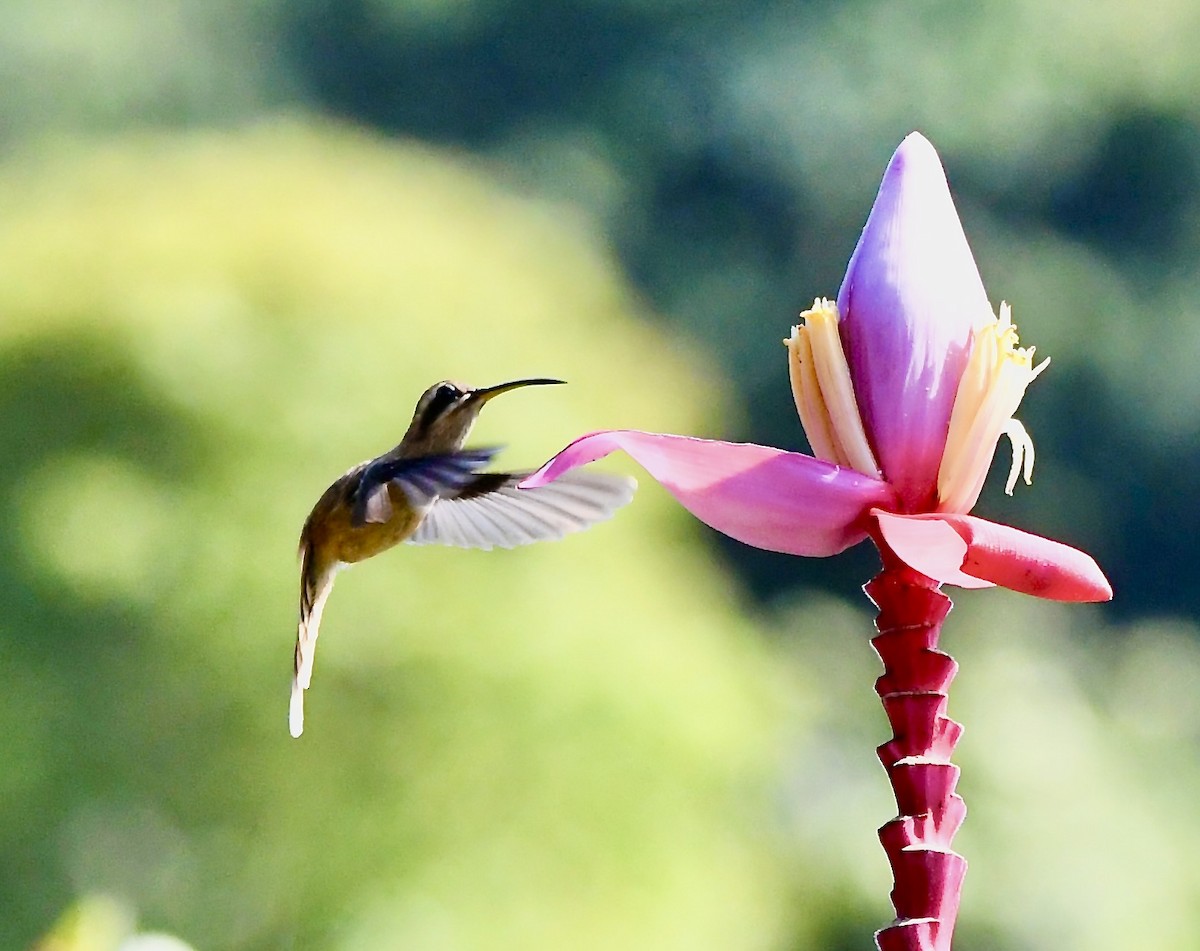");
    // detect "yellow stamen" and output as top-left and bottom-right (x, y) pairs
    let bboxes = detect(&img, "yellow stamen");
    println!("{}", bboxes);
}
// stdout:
(937, 302), (1048, 514)
(785, 298), (881, 478)
(1002, 418), (1036, 495)
(787, 323), (842, 464)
